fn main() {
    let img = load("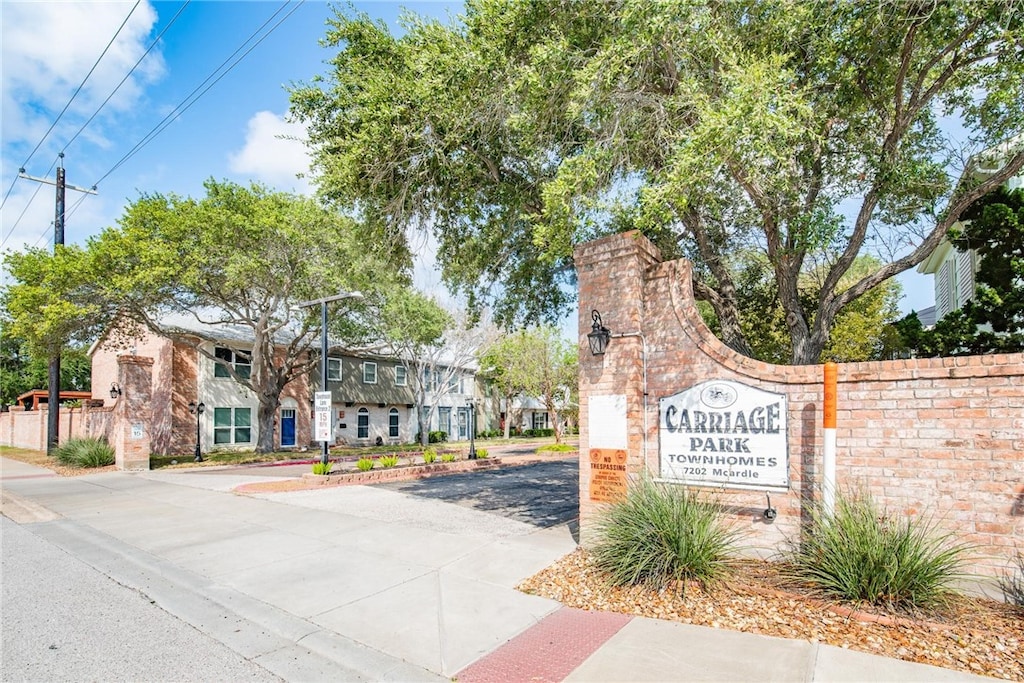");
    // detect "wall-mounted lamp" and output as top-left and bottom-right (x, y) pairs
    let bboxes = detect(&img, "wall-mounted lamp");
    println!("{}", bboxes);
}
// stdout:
(109, 382), (123, 400)
(587, 309), (611, 356)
